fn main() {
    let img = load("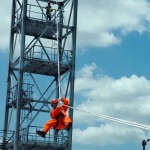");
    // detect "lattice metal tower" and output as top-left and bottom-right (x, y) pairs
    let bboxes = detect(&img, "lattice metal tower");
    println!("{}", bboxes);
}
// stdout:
(2, 0), (78, 149)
